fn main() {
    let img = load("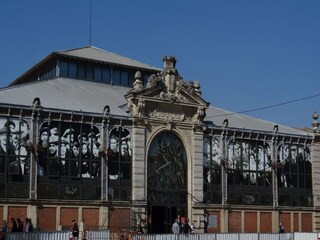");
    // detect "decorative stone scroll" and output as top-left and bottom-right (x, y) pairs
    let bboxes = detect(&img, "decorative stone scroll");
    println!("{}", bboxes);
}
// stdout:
(125, 56), (210, 126)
